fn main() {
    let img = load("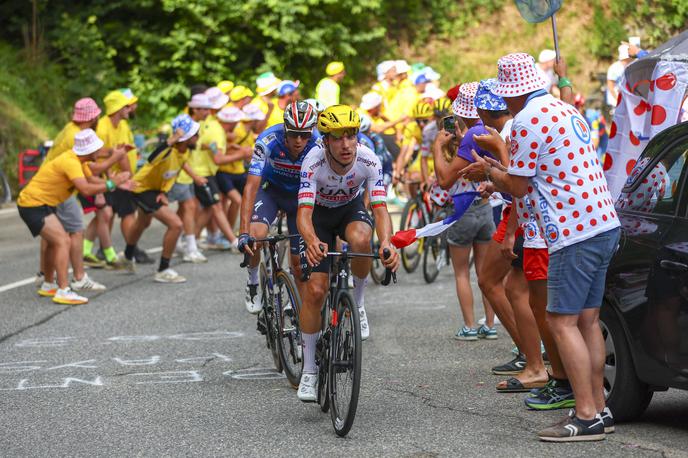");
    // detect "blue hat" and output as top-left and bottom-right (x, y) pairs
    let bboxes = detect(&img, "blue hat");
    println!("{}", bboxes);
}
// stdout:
(414, 74), (430, 85)
(171, 114), (200, 142)
(474, 78), (507, 111)
(277, 80), (300, 97)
